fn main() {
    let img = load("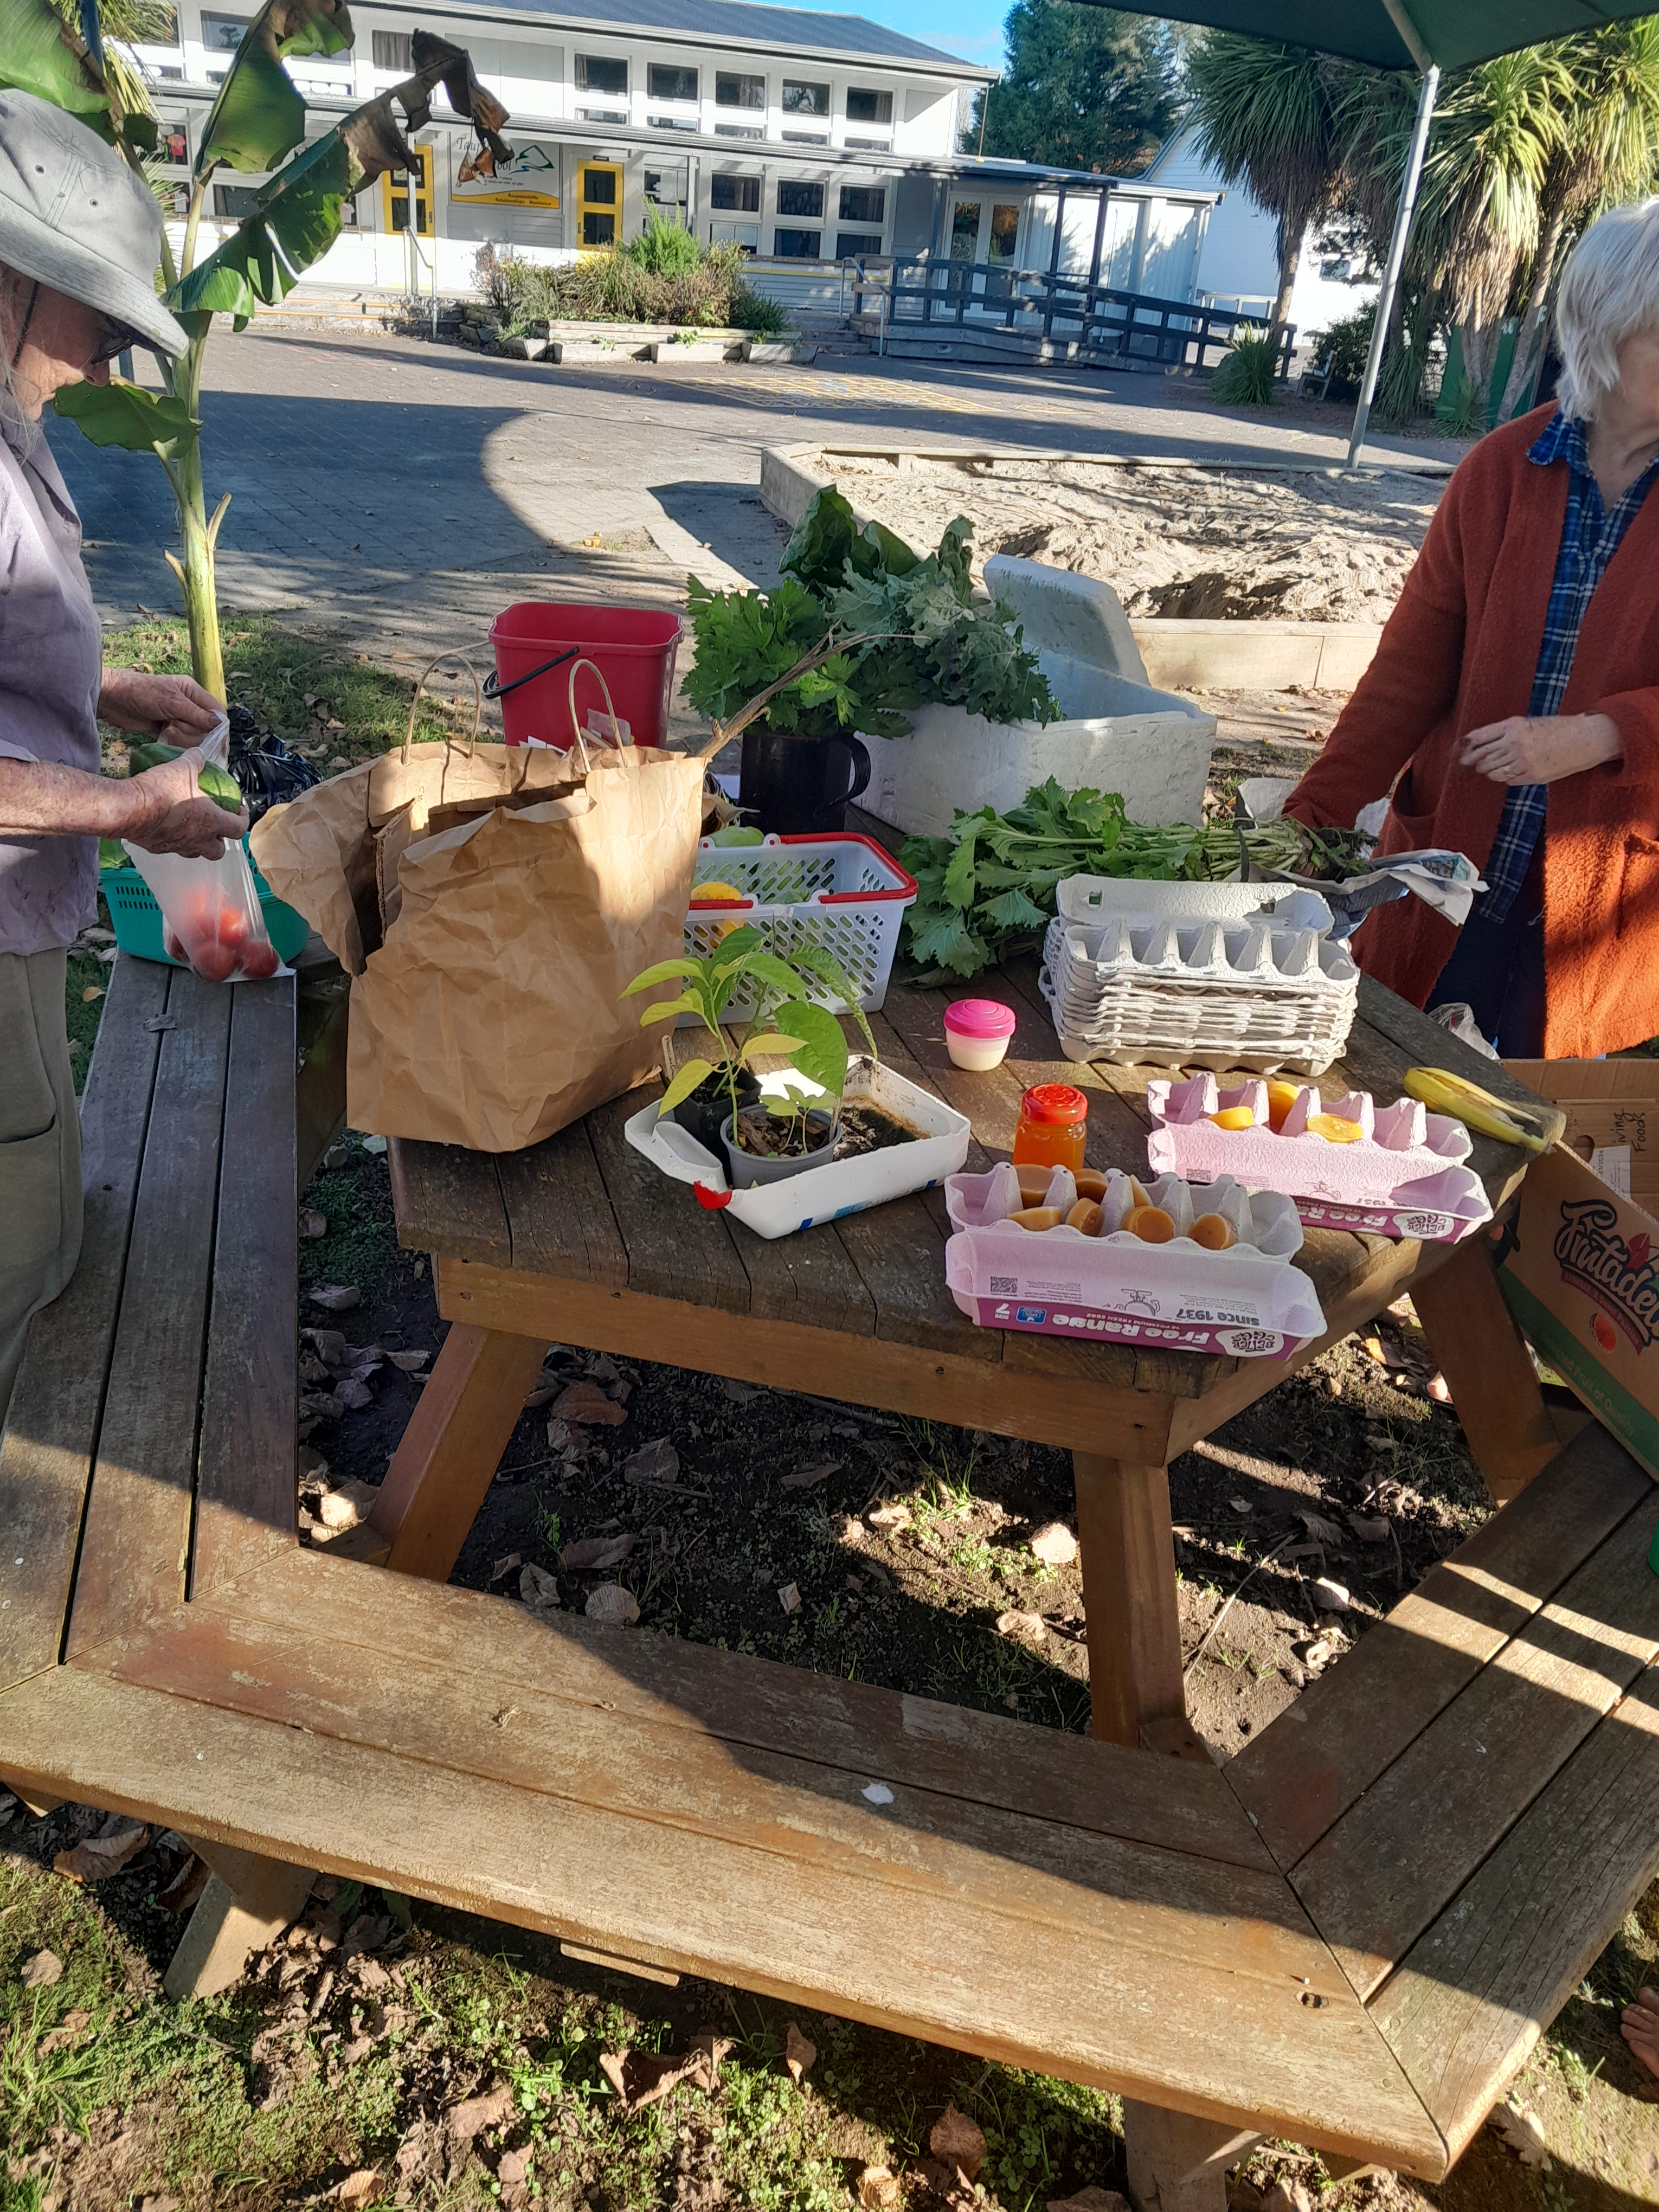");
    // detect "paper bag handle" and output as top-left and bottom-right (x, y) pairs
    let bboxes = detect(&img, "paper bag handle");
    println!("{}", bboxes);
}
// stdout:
(403, 652), (483, 764)
(568, 656), (622, 750)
